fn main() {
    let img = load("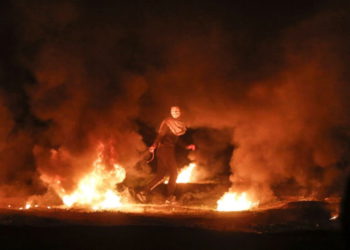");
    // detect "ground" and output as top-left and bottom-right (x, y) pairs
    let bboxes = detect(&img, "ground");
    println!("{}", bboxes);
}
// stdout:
(0, 200), (345, 250)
